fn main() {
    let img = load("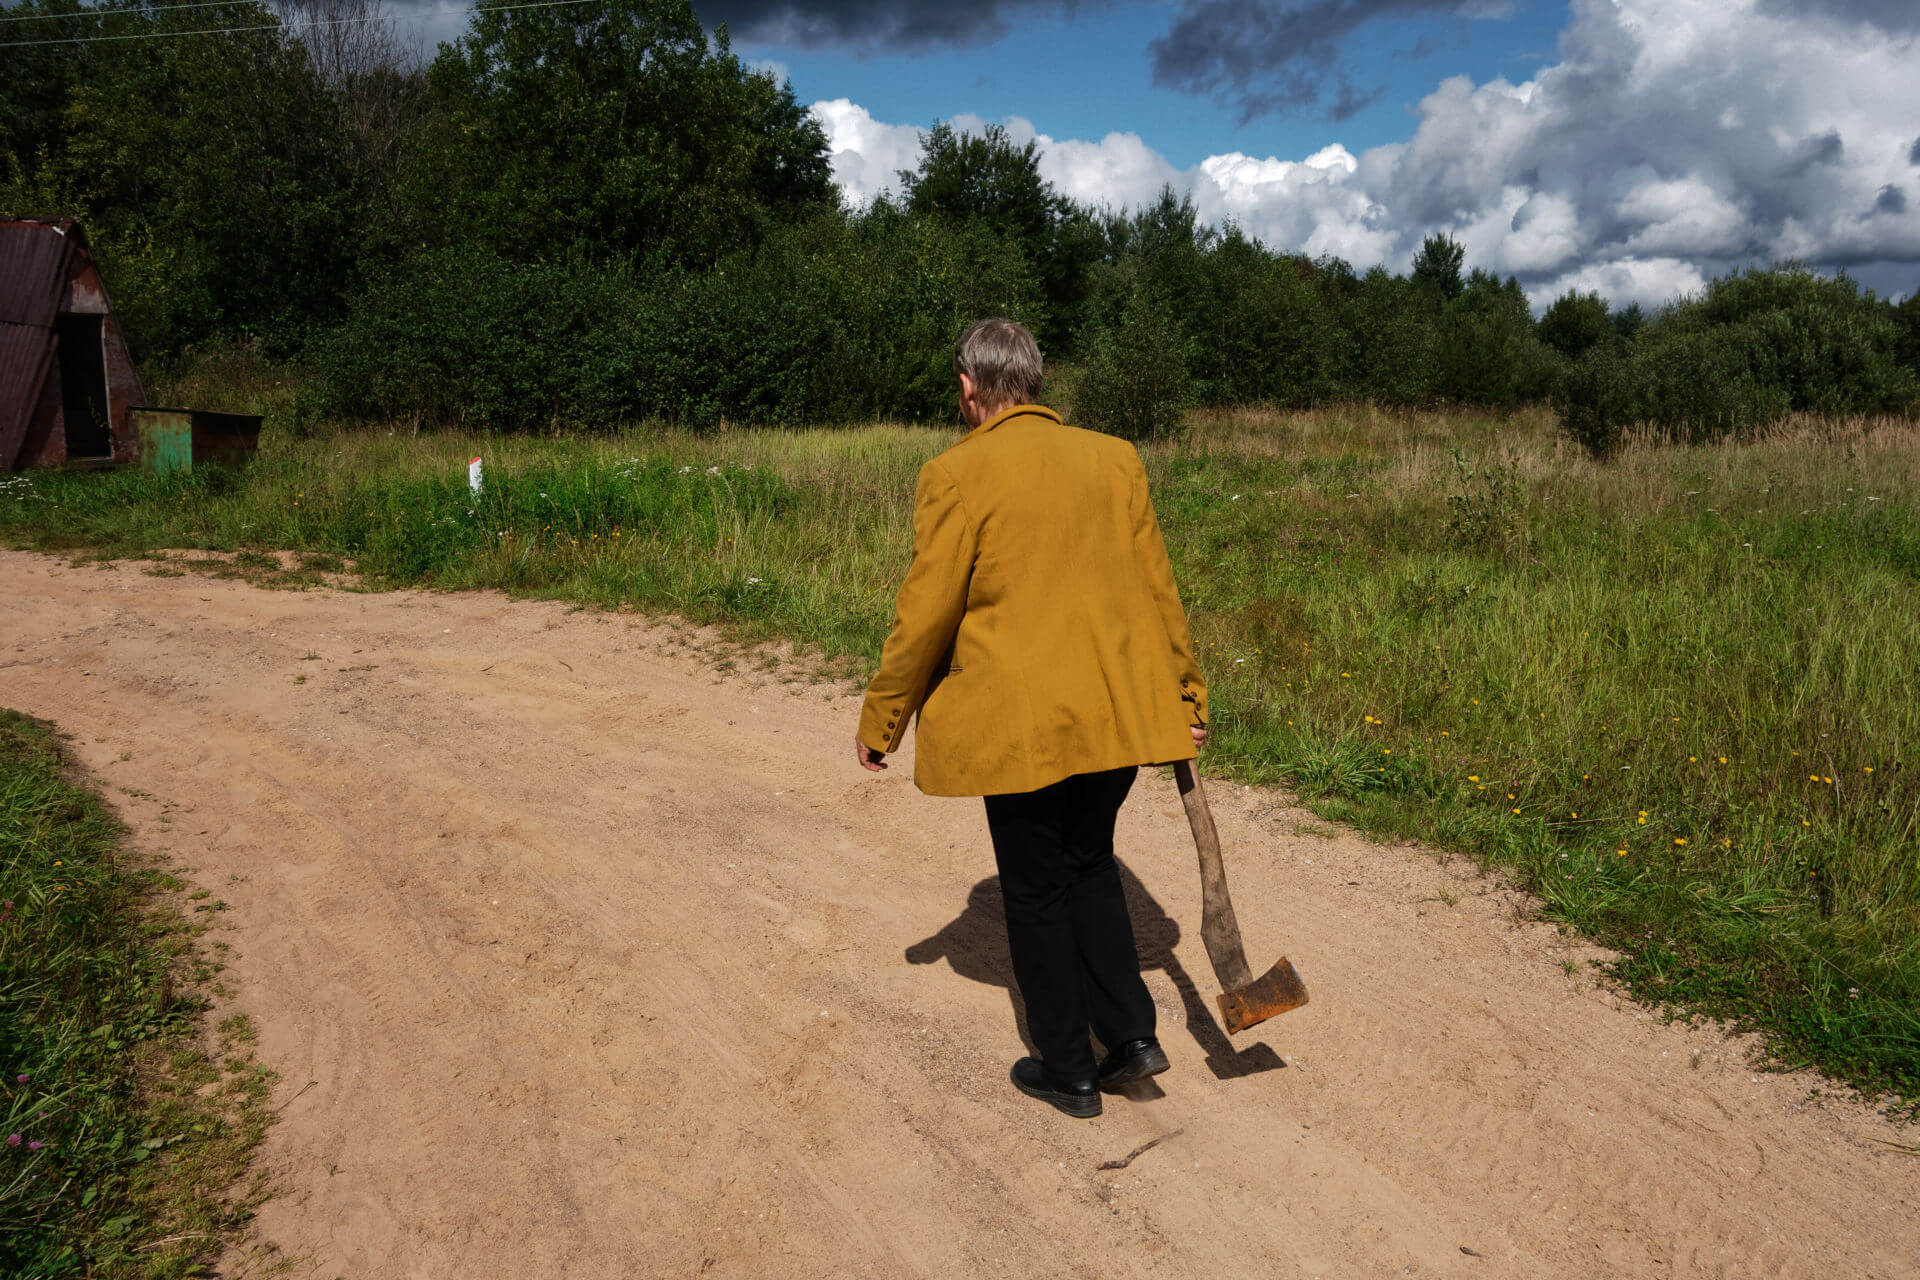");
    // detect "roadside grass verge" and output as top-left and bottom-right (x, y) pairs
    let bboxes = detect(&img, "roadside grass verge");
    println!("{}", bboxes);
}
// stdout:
(0, 711), (274, 1277)
(1, 403), (1916, 1103)
(1173, 407), (1919, 1104)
